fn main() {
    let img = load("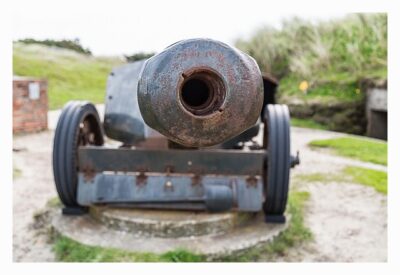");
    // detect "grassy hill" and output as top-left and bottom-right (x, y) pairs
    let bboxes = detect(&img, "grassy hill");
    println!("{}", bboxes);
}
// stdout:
(236, 13), (387, 104)
(236, 14), (387, 134)
(13, 43), (124, 109)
